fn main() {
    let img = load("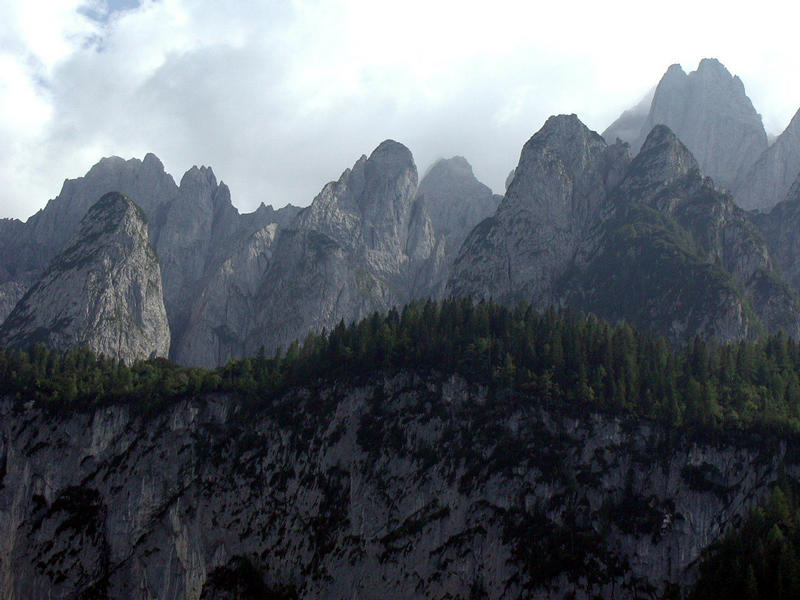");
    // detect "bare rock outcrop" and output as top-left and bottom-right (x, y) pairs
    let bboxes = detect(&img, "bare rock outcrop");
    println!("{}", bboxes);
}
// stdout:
(448, 114), (630, 305)
(736, 108), (800, 211)
(0, 192), (170, 362)
(604, 59), (768, 195)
